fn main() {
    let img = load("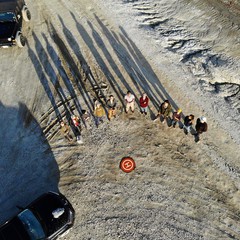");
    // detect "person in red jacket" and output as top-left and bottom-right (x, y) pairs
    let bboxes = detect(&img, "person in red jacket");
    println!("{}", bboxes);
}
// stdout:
(139, 93), (149, 115)
(171, 109), (182, 128)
